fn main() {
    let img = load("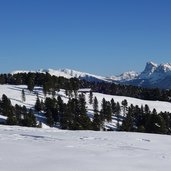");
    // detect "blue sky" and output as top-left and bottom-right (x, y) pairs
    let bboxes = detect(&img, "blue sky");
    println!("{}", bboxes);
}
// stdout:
(0, 0), (171, 76)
